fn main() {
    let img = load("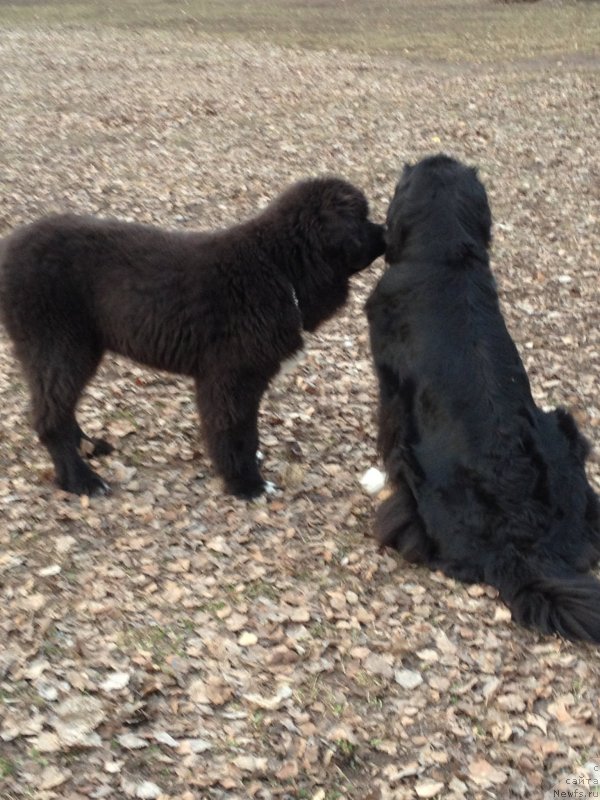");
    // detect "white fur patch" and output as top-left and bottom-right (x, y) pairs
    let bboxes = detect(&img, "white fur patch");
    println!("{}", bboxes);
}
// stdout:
(360, 467), (387, 495)
(264, 481), (278, 495)
(256, 450), (265, 463)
